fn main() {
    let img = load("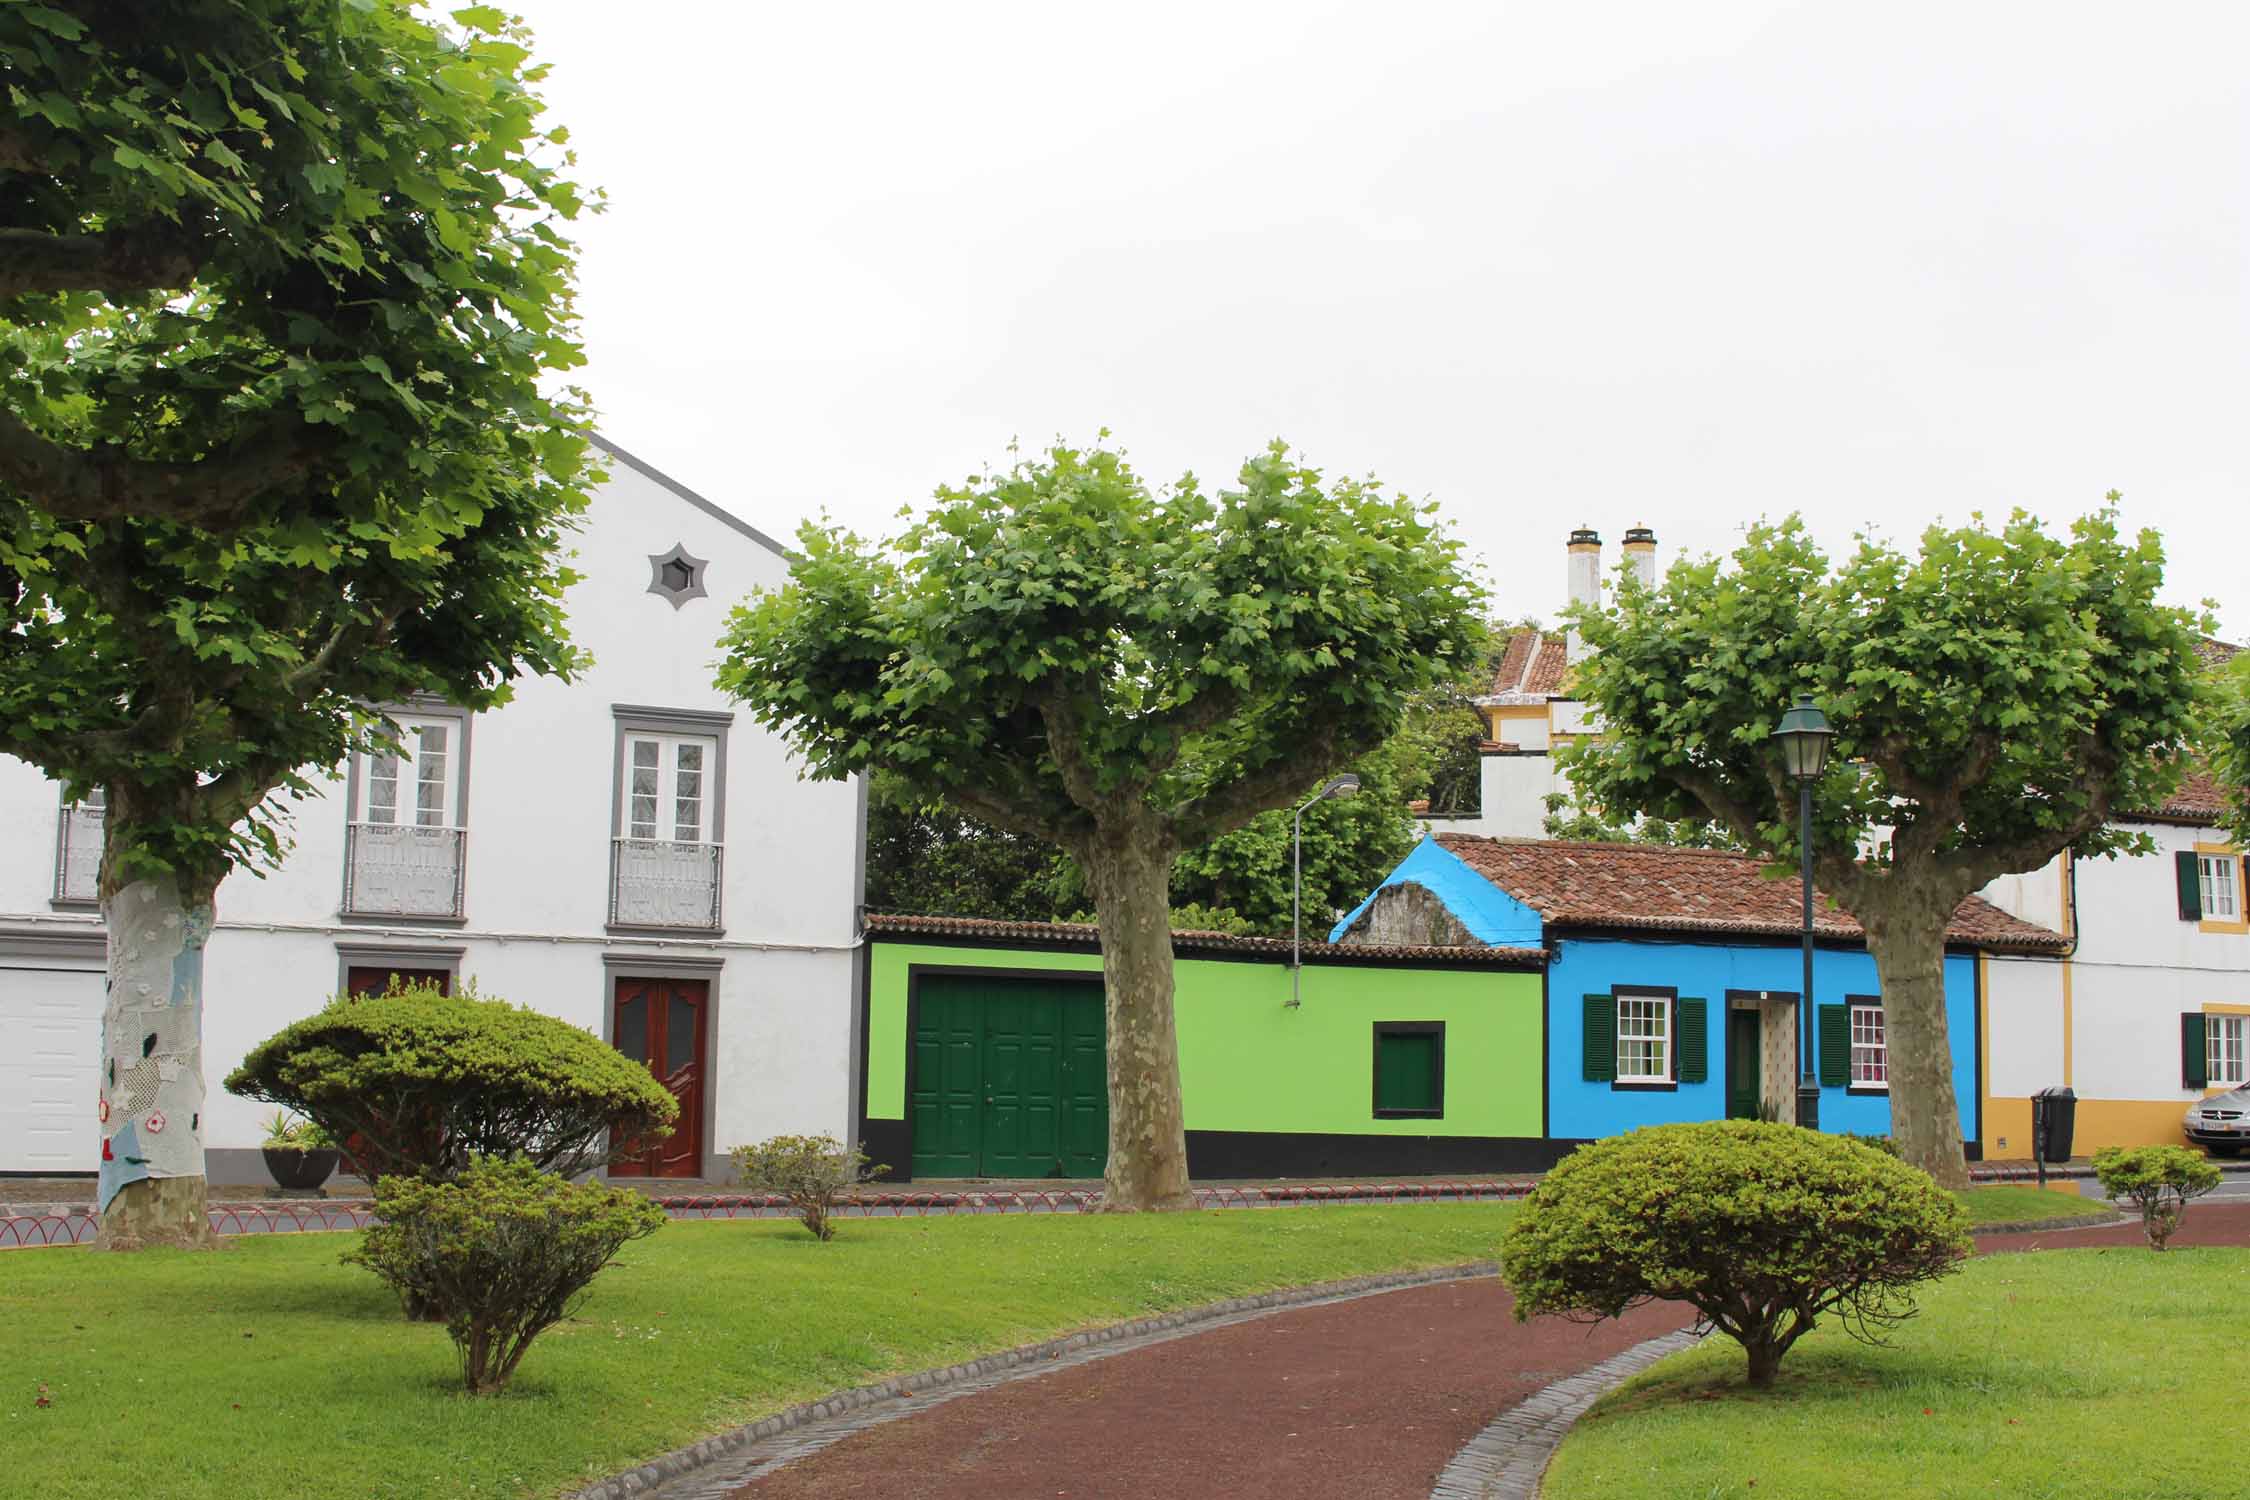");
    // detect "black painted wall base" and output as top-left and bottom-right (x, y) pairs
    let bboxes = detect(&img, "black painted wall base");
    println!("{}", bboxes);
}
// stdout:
(854, 1120), (1579, 1185)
